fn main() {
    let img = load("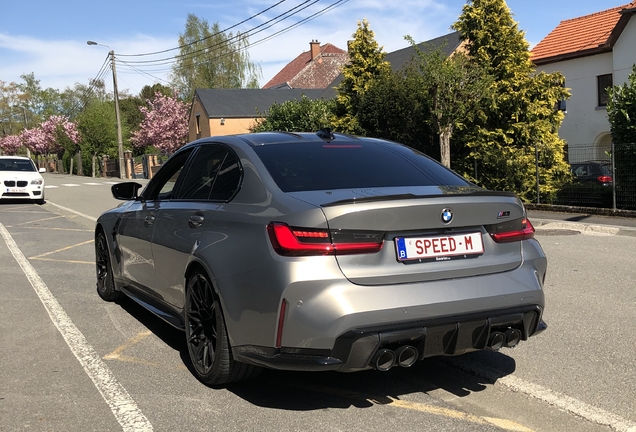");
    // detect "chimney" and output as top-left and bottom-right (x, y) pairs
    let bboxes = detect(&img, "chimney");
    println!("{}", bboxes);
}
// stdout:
(310, 40), (321, 60)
